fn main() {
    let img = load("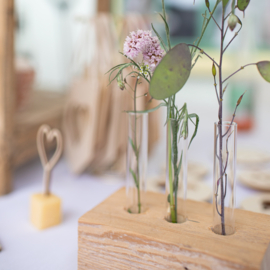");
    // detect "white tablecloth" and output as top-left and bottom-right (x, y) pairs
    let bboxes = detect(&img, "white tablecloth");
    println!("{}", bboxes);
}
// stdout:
(0, 153), (262, 270)
(0, 159), (123, 270)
